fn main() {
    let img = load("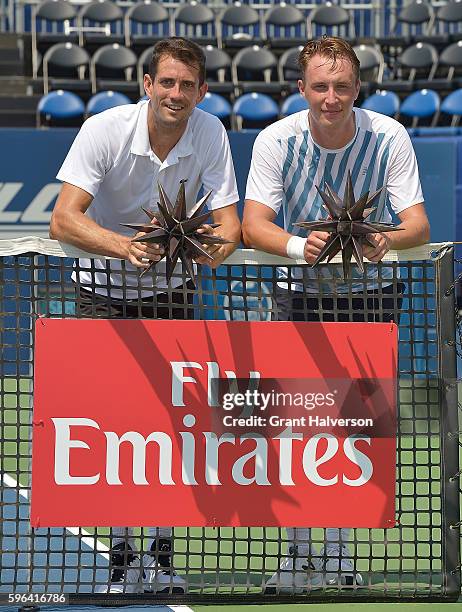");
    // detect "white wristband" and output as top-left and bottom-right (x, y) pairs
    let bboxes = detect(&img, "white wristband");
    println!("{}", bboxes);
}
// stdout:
(286, 235), (307, 261)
